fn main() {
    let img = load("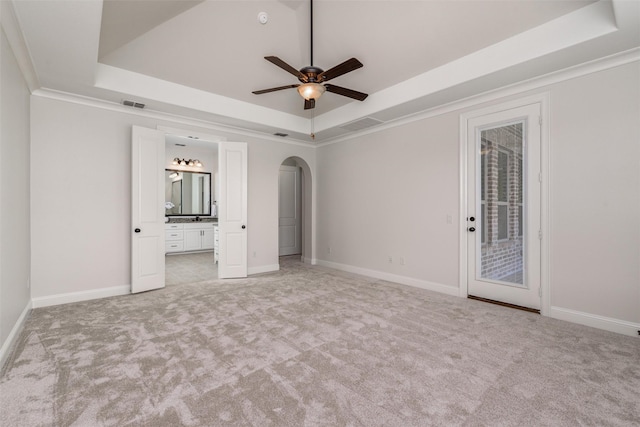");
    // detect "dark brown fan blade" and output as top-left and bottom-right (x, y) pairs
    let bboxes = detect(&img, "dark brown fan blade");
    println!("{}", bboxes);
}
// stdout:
(252, 84), (299, 95)
(325, 84), (368, 101)
(317, 58), (363, 82)
(264, 56), (308, 82)
(304, 98), (316, 110)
